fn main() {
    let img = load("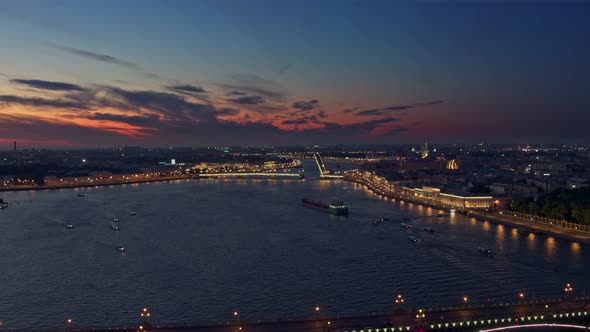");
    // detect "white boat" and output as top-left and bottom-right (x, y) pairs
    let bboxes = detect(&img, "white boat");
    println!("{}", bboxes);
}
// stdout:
(116, 246), (126, 253)
(113, 218), (120, 222)
(478, 247), (493, 255)
(408, 236), (422, 242)
(111, 223), (120, 231)
(129, 211), (136, 216)
(66, 224), (75, 229)
(400, 223), (412, 229)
